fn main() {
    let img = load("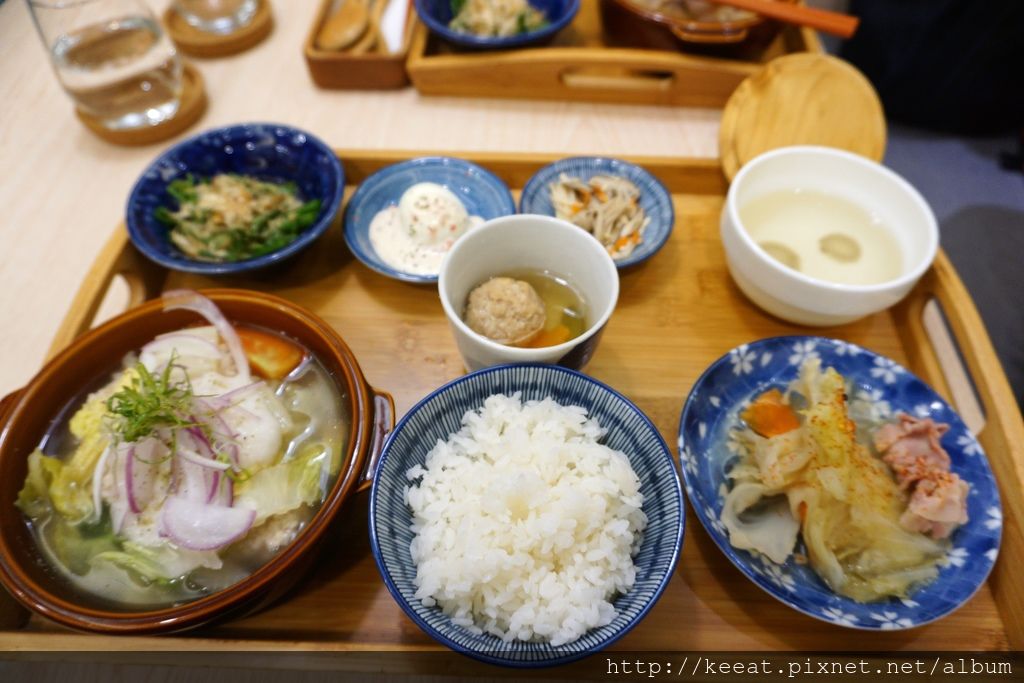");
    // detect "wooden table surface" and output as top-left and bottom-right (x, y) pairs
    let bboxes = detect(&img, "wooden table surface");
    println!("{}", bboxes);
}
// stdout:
(0, 0), (720, 398)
